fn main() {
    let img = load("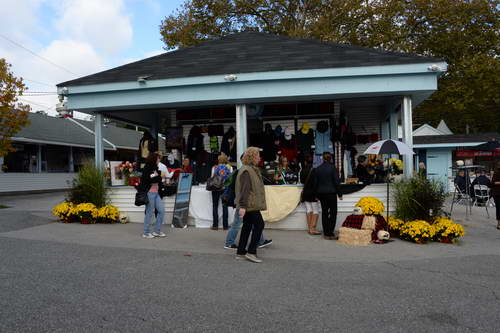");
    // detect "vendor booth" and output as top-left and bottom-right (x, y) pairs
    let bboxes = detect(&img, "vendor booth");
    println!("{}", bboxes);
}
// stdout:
(56, 32), (446, 229)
